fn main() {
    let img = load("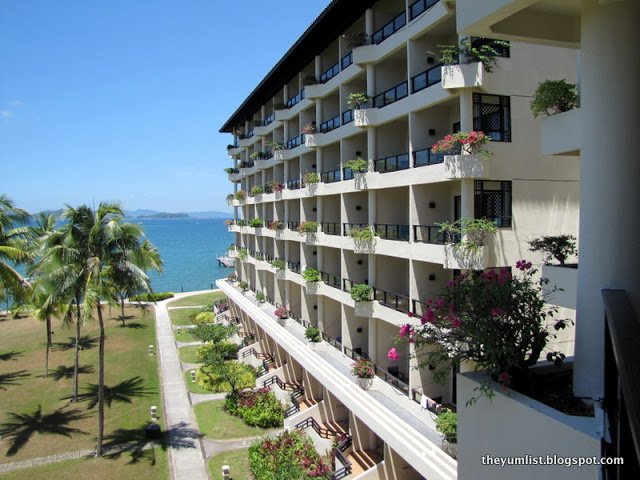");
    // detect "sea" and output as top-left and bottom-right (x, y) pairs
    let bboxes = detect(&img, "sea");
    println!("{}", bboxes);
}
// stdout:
(134, 217), (233, 293)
